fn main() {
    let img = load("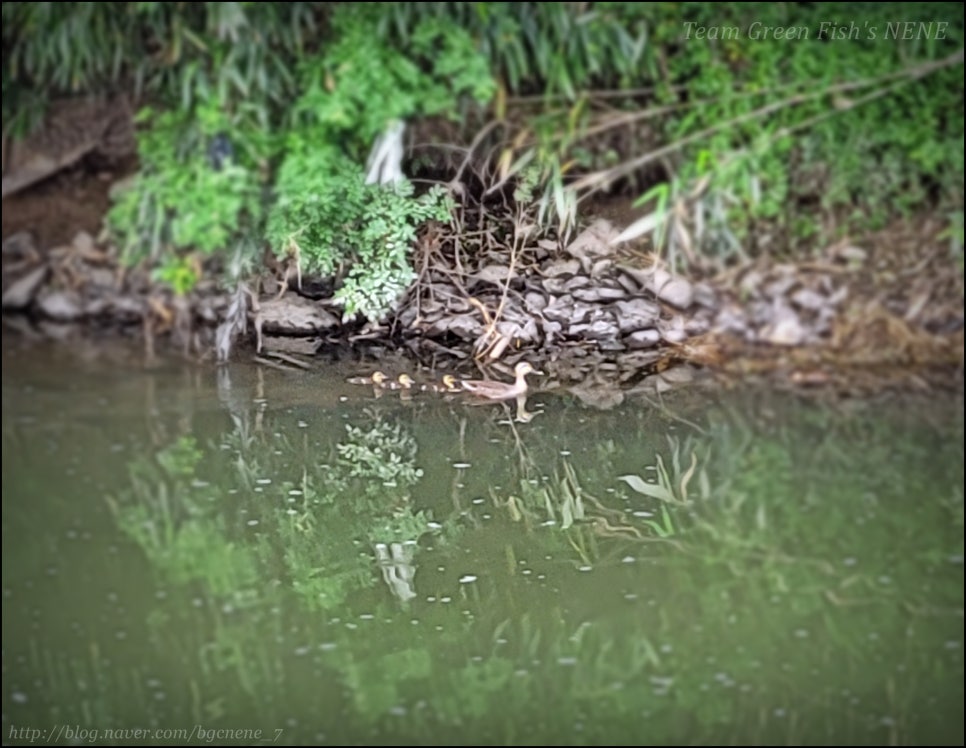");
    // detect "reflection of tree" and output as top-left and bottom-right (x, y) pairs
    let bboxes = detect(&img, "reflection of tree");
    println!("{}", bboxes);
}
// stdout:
(99, 387), (962, 745)
(111, 410), (442, 614)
